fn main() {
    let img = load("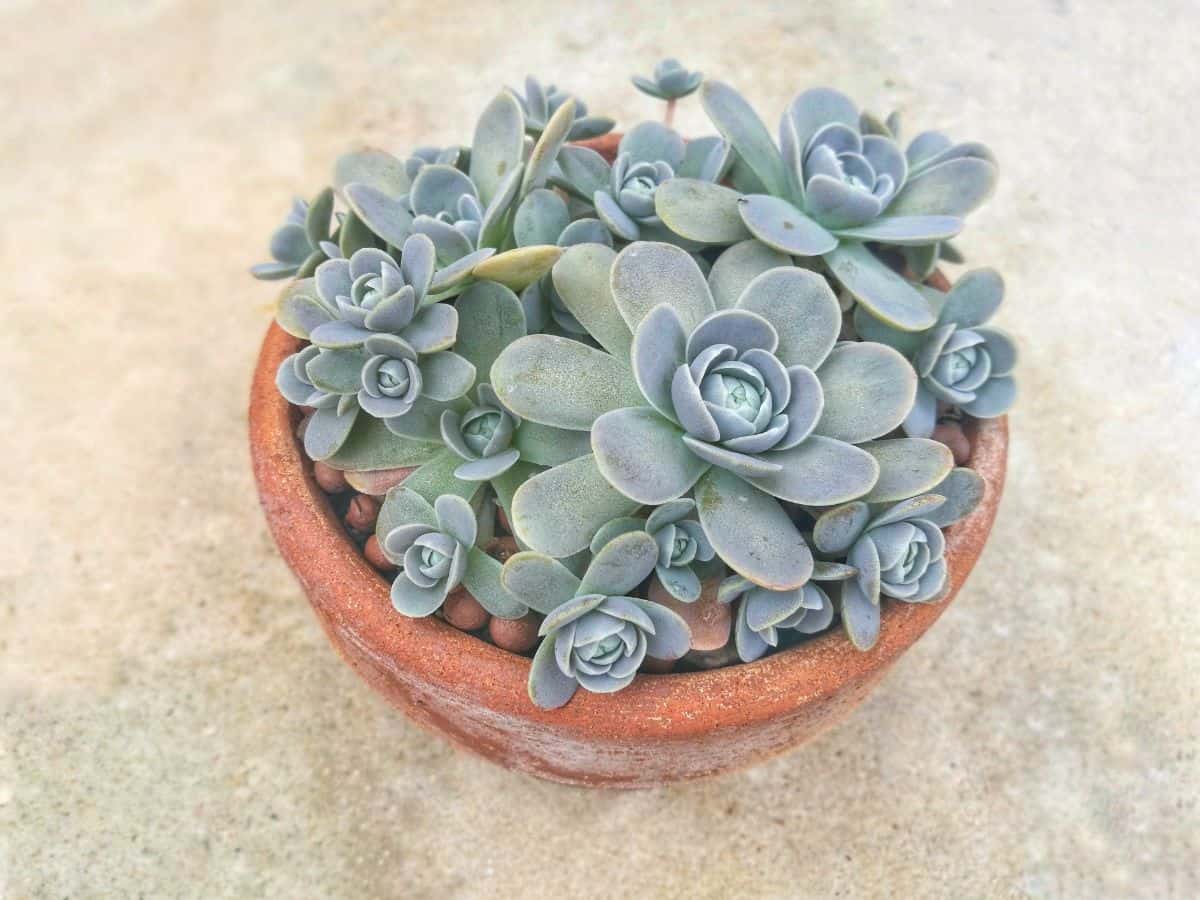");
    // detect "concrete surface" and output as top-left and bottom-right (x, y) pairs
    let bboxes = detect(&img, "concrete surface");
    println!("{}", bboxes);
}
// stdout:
(2, 1), (1196, 897)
